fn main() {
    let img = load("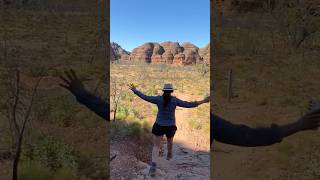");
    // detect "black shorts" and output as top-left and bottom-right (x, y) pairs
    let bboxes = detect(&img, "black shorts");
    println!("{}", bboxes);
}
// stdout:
(152, 123), (177, 138)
